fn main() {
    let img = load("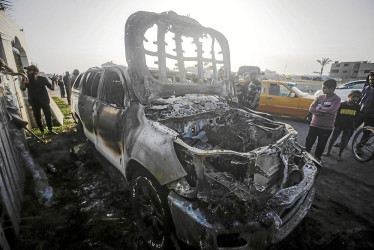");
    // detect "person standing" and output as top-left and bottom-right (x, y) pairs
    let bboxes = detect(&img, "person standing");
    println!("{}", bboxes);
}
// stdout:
(305, 79), (341, 161)
(235, 72), (261, 110)
(324, 90), (361, 161)
(355, 71), (374, 129)
(63, 71), (71, 104)
(67, 69), (79, 105)
(247, 71), (261, 110)
(20, 65), (57, 136)
(57, 75), (65, 98)
(211, 68), (225, 85)
(354, 71), (374, 152)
